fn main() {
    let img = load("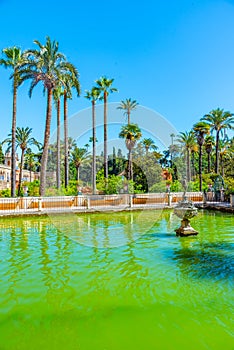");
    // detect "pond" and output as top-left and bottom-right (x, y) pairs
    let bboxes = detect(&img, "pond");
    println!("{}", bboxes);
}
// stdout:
(0, 210), (233, 350)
